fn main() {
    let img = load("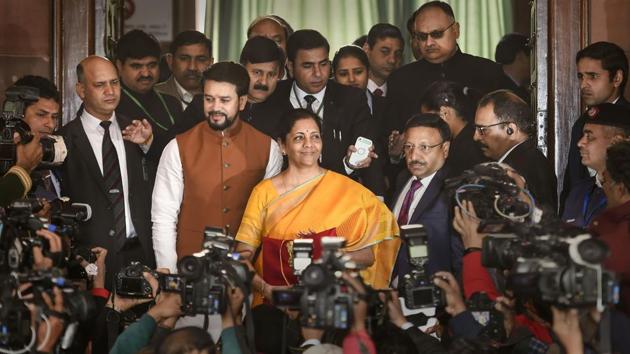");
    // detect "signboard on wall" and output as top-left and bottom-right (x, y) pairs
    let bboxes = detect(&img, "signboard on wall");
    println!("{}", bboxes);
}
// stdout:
(123, 0), (173, 42)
